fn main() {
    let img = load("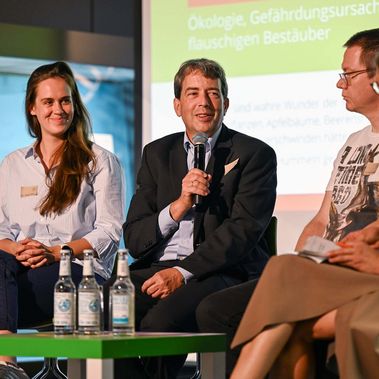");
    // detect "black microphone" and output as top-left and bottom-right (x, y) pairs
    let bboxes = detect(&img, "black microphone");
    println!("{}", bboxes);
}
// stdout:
(193, 132), (208, 205)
